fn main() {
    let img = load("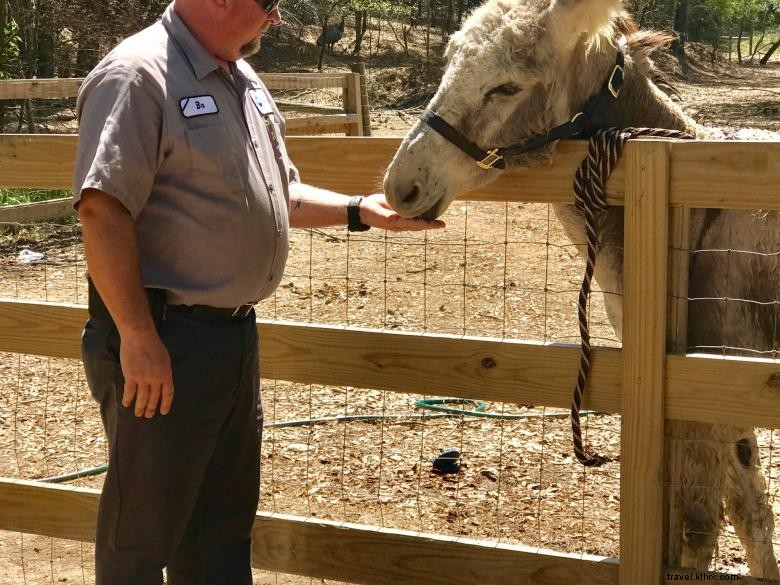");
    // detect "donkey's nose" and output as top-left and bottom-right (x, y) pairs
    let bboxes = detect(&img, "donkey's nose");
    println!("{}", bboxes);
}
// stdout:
(401, 184), (420, 206)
